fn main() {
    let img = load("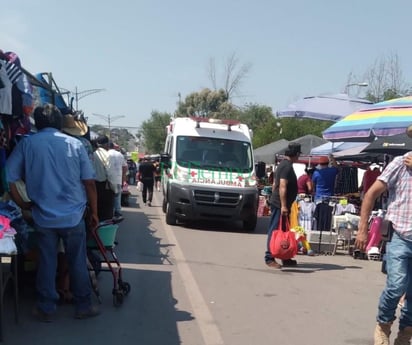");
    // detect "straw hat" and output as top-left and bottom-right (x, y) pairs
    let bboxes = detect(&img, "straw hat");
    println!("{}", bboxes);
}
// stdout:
(62, 115), (88, 136)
